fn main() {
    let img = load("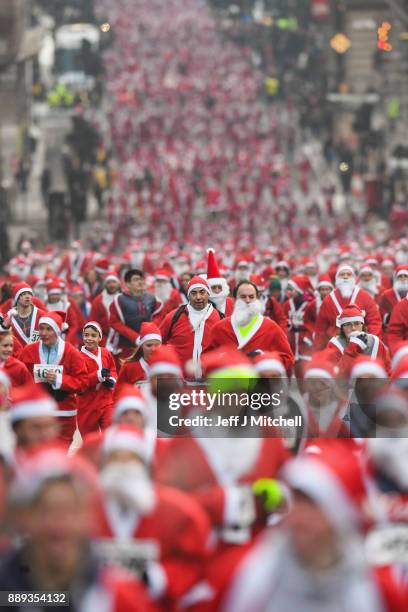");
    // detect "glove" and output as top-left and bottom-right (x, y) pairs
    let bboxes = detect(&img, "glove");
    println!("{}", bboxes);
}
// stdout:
(103, 378), (115, 389)
(349, 331), (368, 350)
(7, 308), (18, 318)
(252, 478), (285, 513)
(101, 367), (110, 379)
